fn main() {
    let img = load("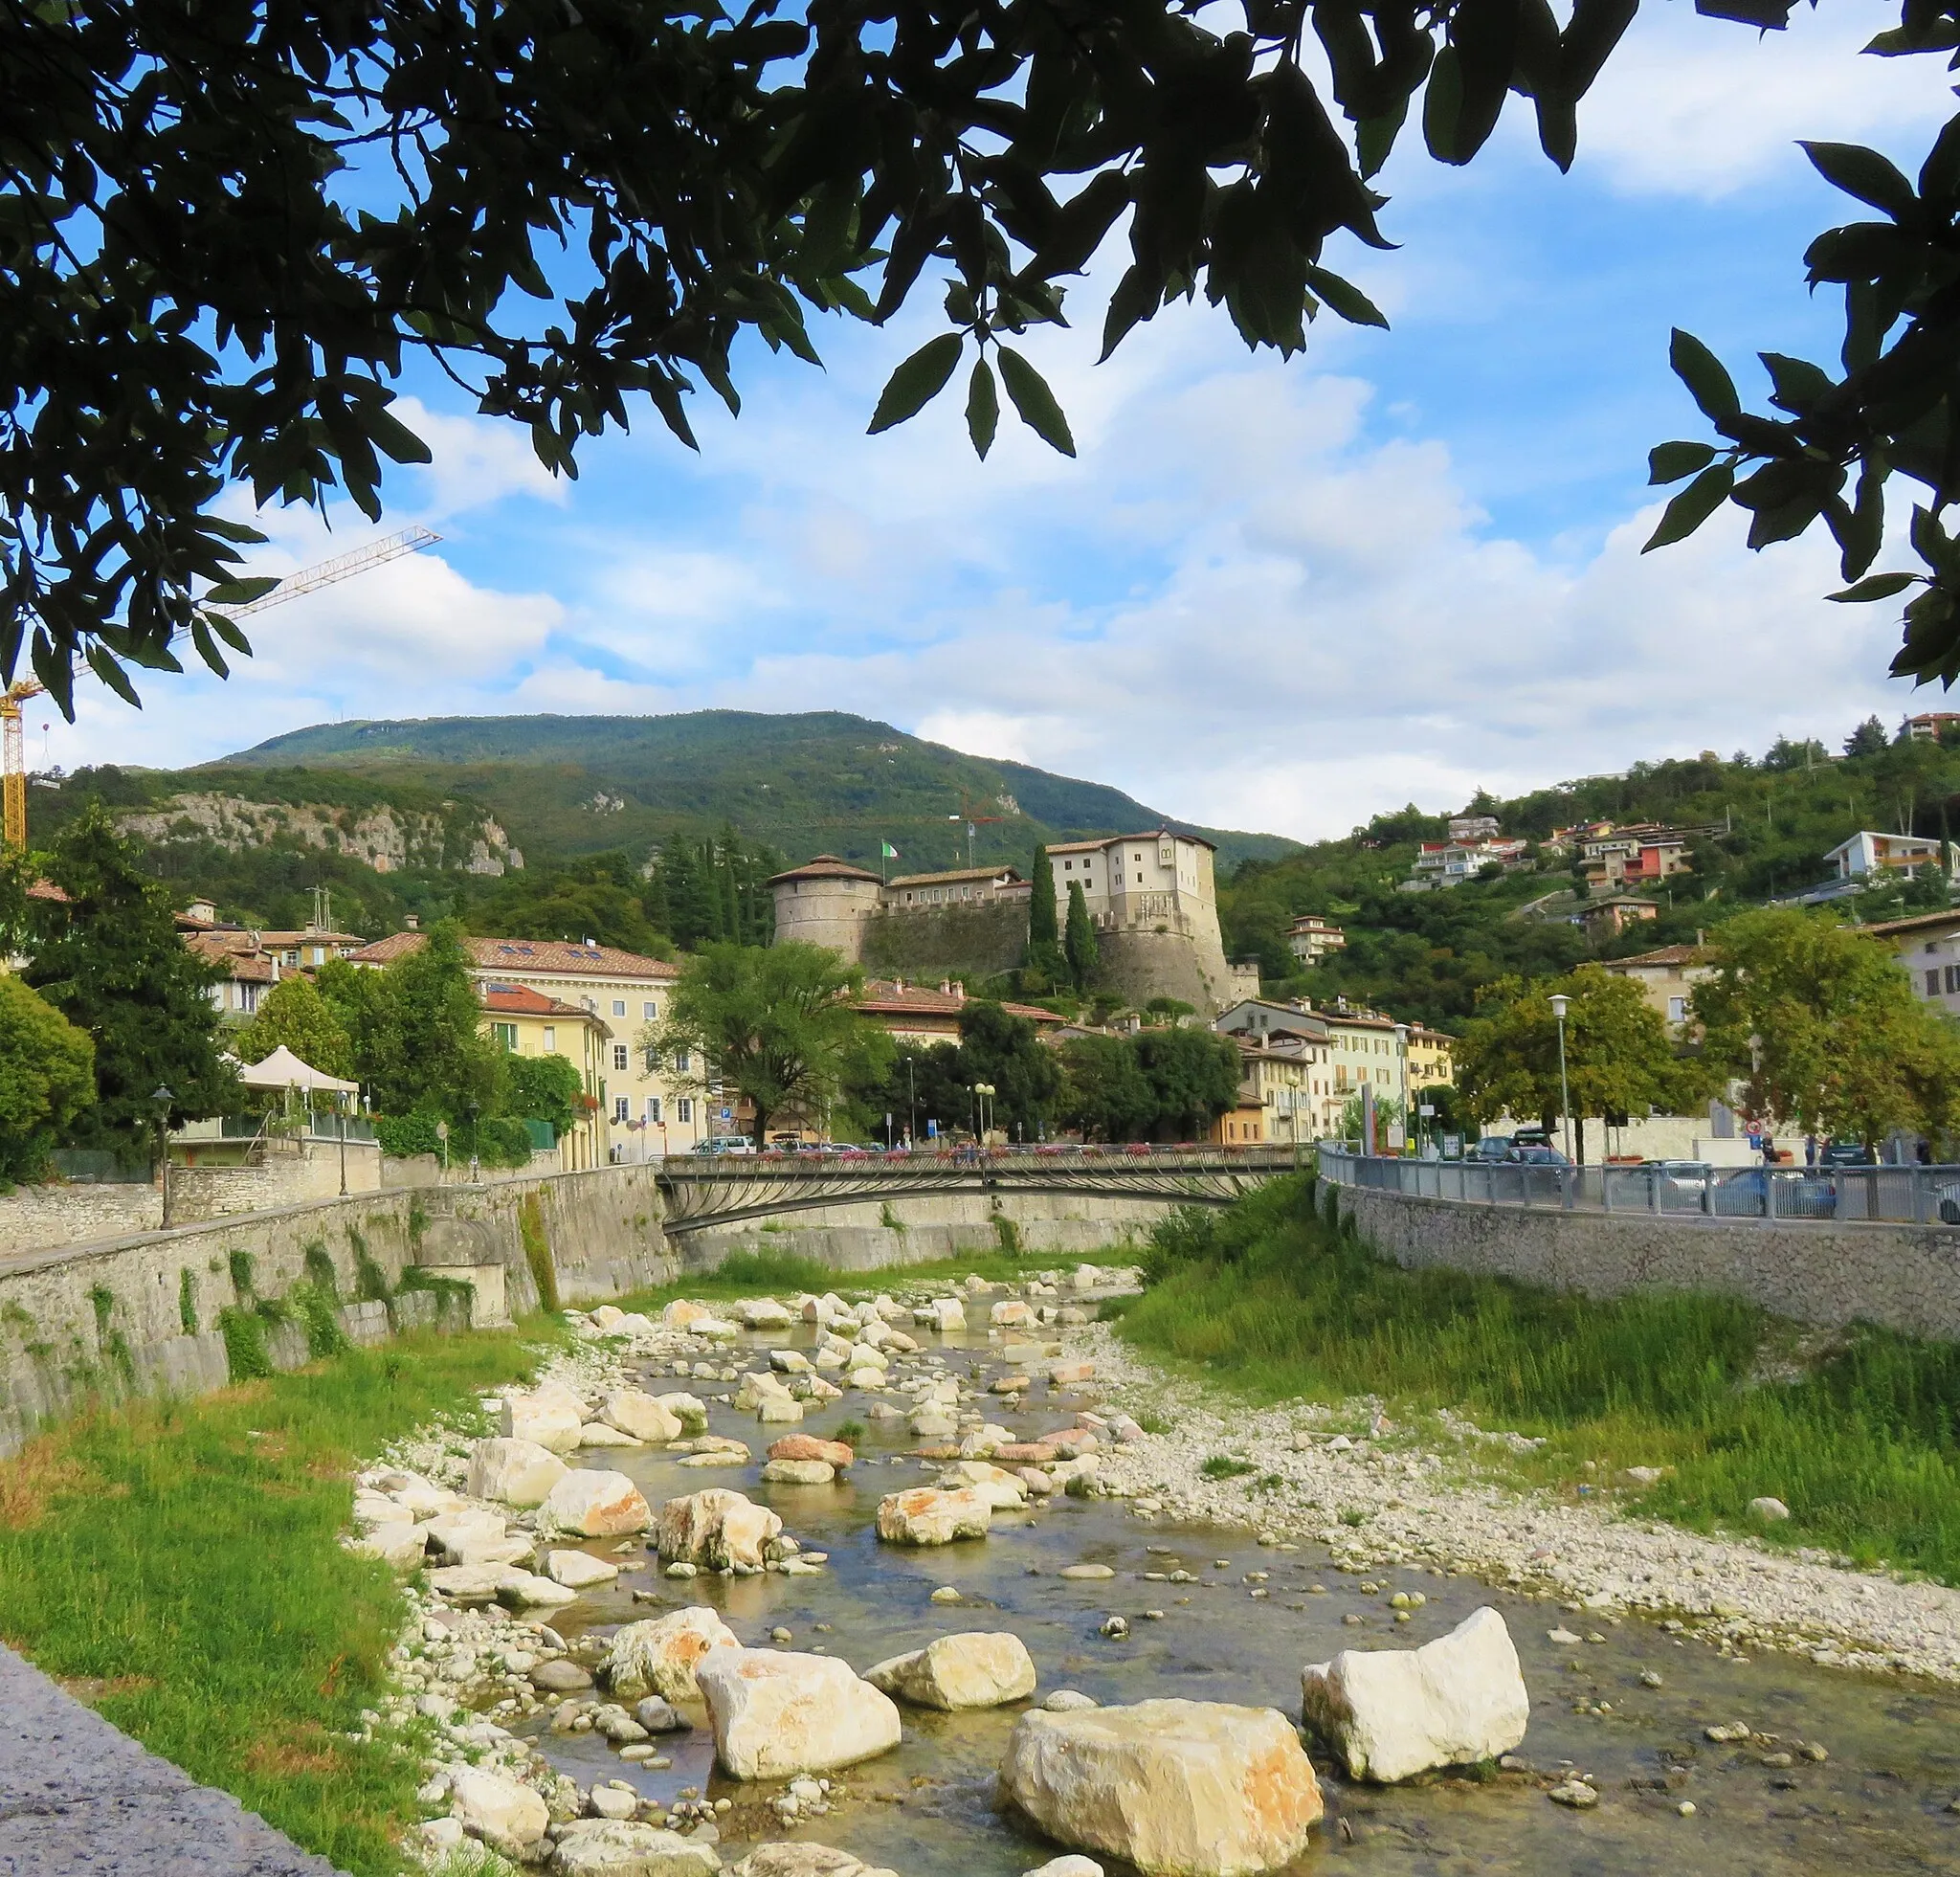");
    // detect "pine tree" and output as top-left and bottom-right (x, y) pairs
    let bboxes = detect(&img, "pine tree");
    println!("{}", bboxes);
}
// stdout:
(1025, 846), (1068, 986)
(1845, 715), (1889, 758)
(1064, 880), (1099, 992)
